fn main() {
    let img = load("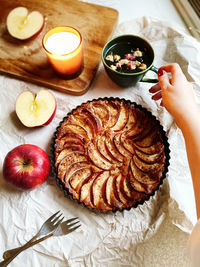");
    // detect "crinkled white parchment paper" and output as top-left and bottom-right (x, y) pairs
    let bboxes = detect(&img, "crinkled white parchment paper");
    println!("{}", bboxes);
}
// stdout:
(0, 16), (200, 267)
